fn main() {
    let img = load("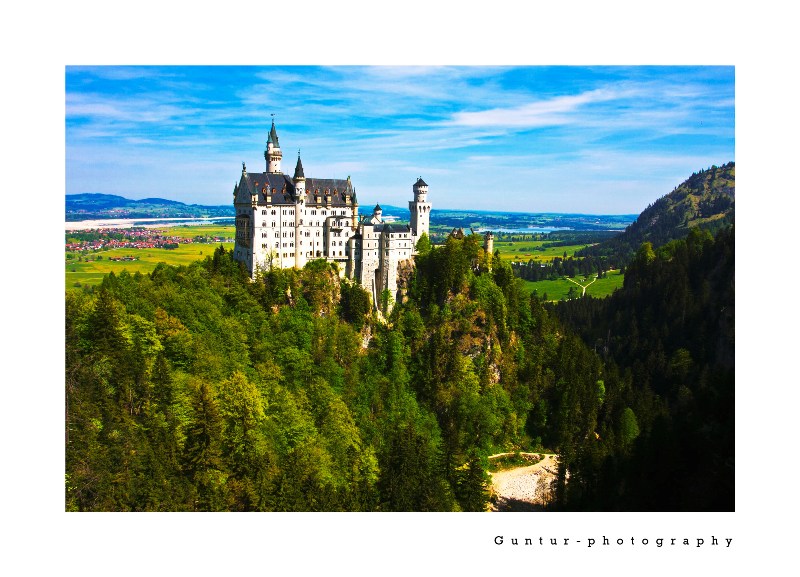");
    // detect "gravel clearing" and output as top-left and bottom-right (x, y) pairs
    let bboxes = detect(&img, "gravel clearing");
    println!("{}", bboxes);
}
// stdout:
(489, 454), (558, 511)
